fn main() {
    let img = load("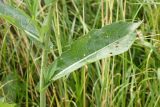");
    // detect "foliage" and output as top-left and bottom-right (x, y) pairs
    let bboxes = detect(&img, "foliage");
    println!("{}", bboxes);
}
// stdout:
(0, 0), (160, 107)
